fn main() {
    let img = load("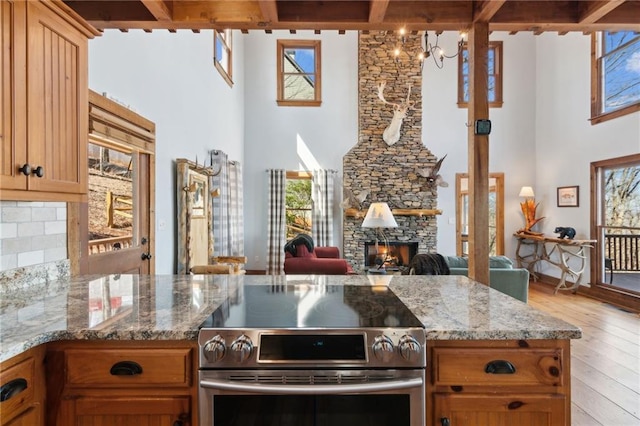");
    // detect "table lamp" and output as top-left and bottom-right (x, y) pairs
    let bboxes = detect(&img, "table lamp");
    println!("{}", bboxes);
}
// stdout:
(518, 186), (544, 234)
(362, 202), (398, 270)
